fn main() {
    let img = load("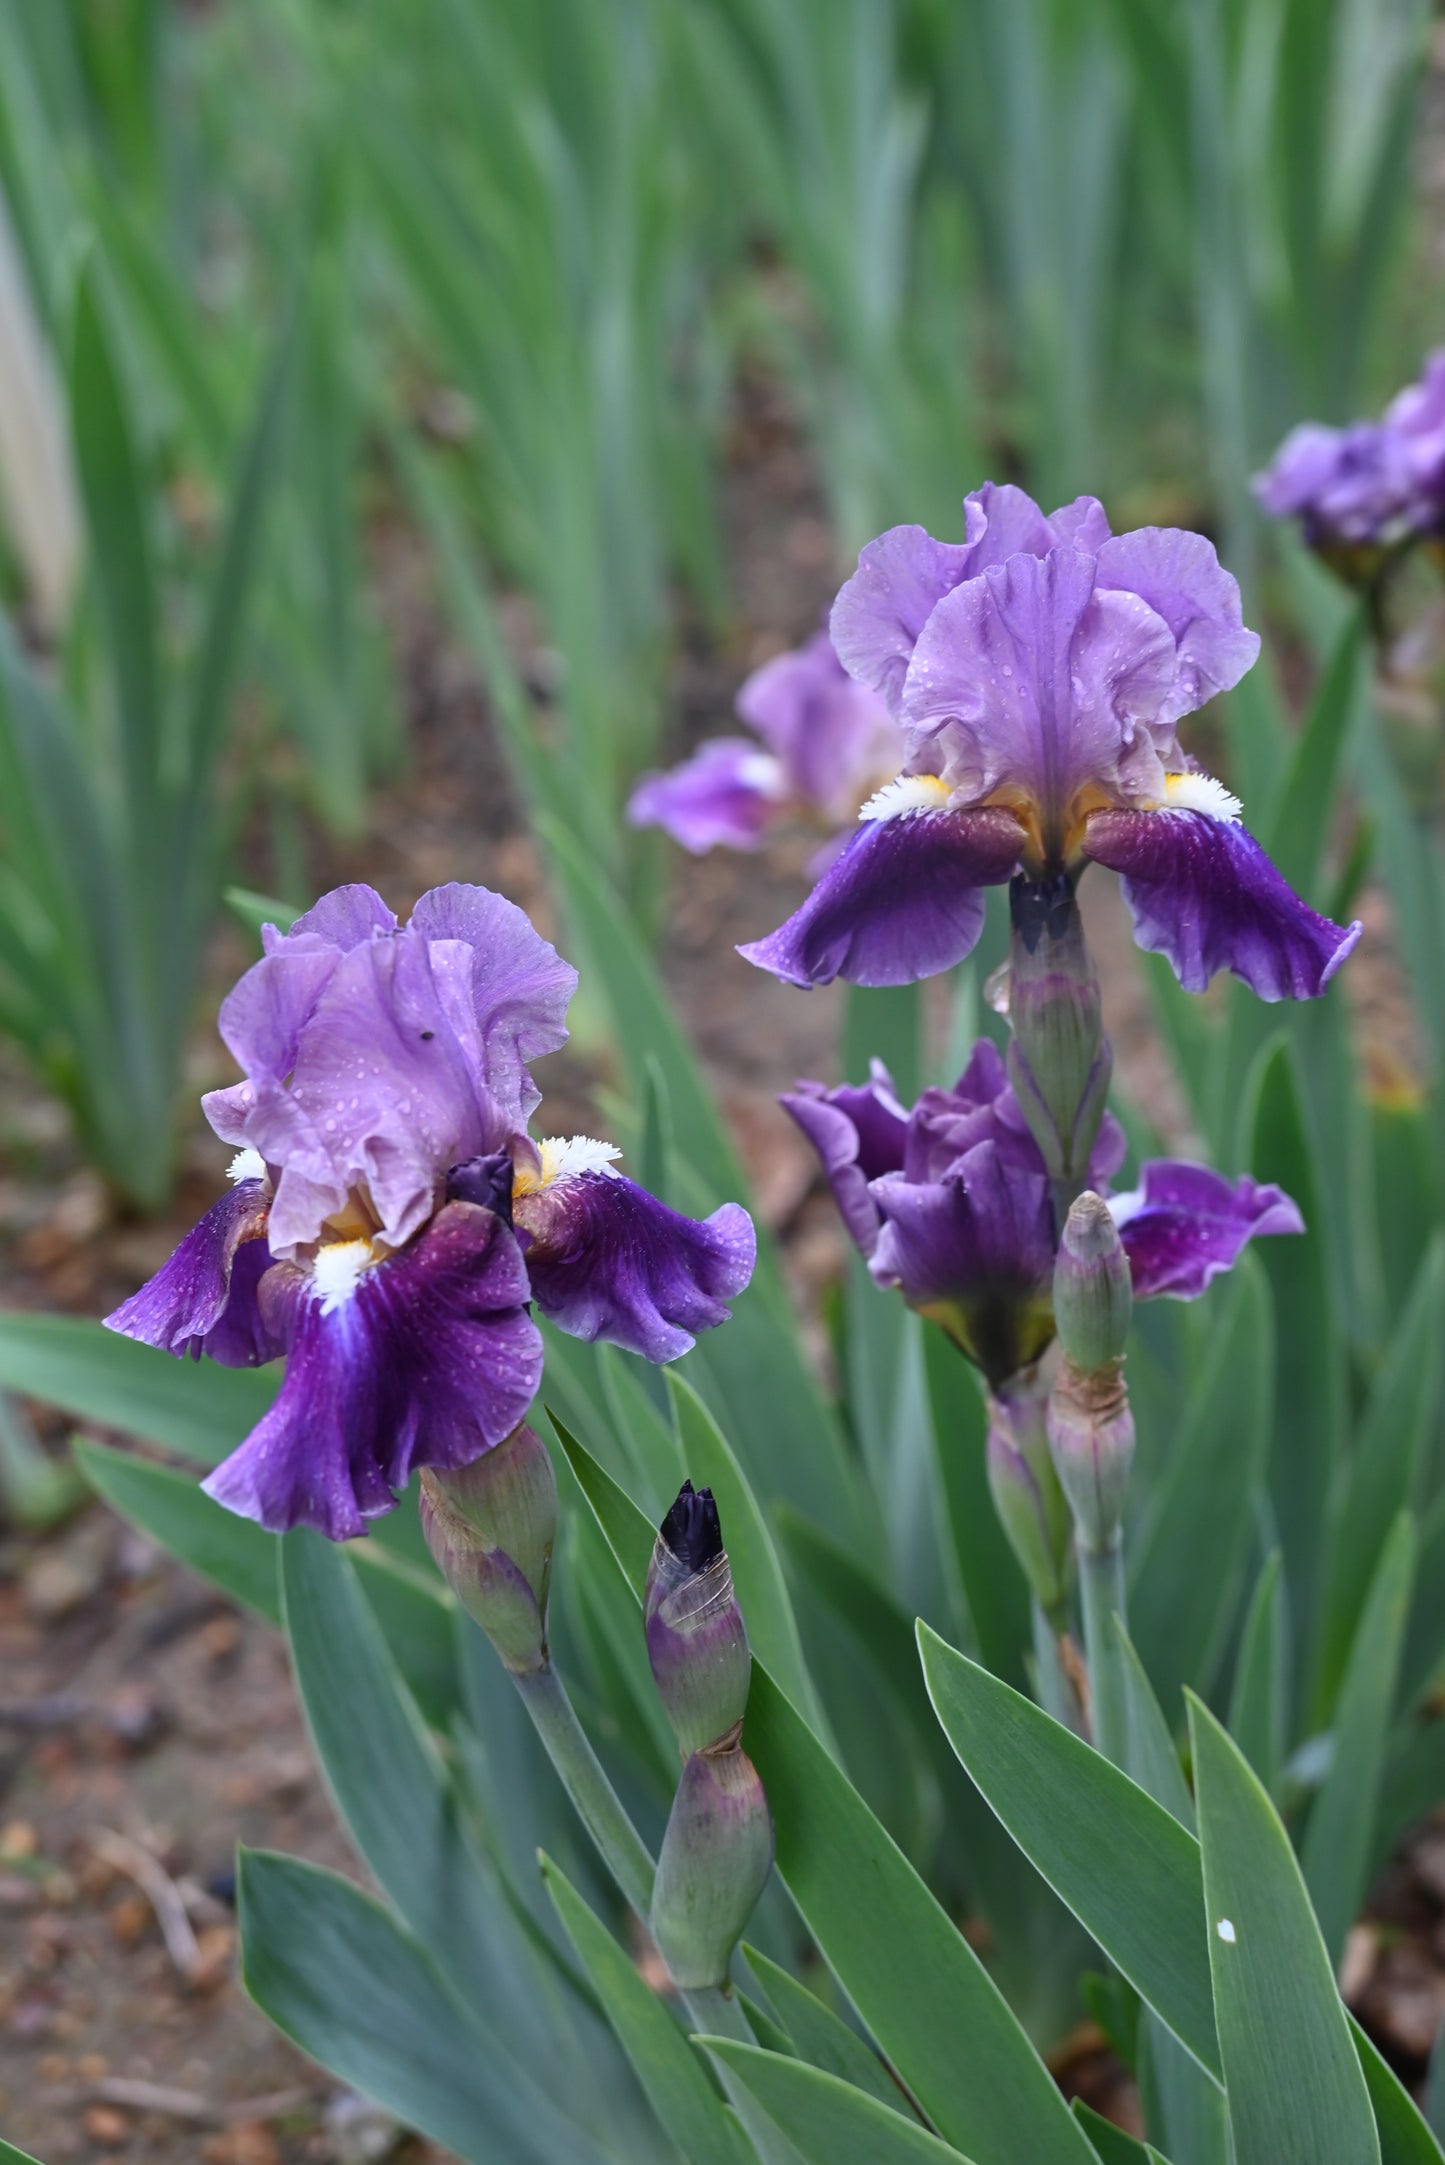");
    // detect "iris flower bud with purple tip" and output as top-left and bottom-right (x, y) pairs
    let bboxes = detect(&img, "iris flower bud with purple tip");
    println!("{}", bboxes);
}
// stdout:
(646, 1482), (773, 1992)
(645, 1482), (751, 1757)
(1047, 1195), (1137, 1552)
(419, 1424), (557, 1674)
